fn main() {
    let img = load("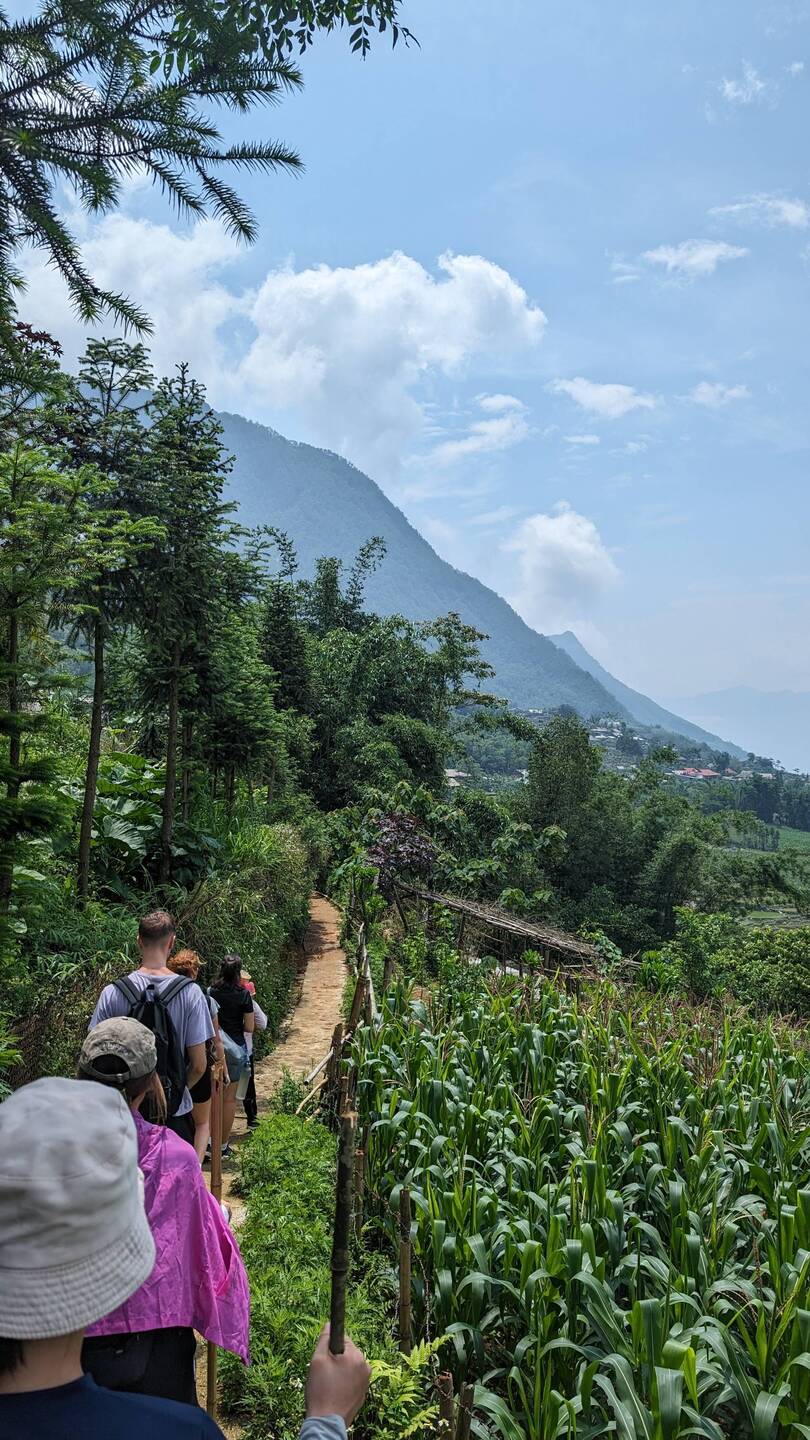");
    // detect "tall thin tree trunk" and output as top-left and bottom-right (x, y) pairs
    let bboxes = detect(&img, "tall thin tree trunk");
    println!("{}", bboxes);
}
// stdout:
(77, 617), (105, 899)
(159, 644), (180, 884)
(180, 716), (193, 822)
(225, 763), (236, 817)
(0, 609), (19, 911)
